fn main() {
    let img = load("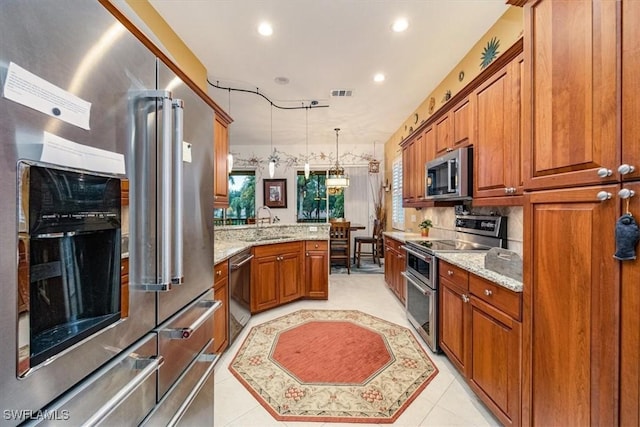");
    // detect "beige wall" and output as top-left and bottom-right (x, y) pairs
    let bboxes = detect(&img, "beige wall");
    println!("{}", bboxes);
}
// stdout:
(383, 6), (524, 232)
(114, 0), (208, 91)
